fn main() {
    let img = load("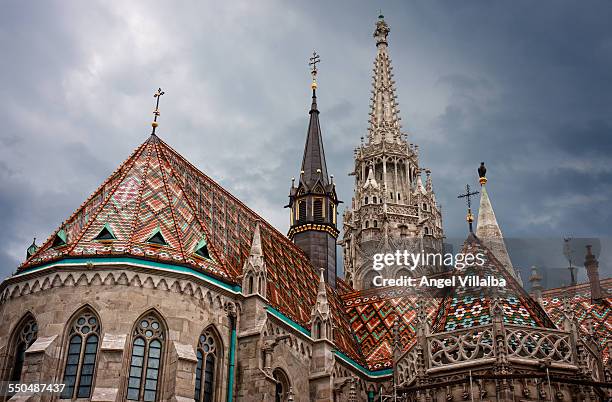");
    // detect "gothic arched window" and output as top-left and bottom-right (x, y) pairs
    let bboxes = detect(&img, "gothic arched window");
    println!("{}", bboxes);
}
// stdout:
(373, 220), (378, 228)
(272, 368), (291, 402)
(9, 315), (38, 382)
(194, 329), (220, 402)
(364, 197), (369, 205)
(127, 314), (165, 401)
(313, 199), (324, 222)
(60, 310), (100, 399)
(297, 200), (307, 222)
(372, 196), (377, 204)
